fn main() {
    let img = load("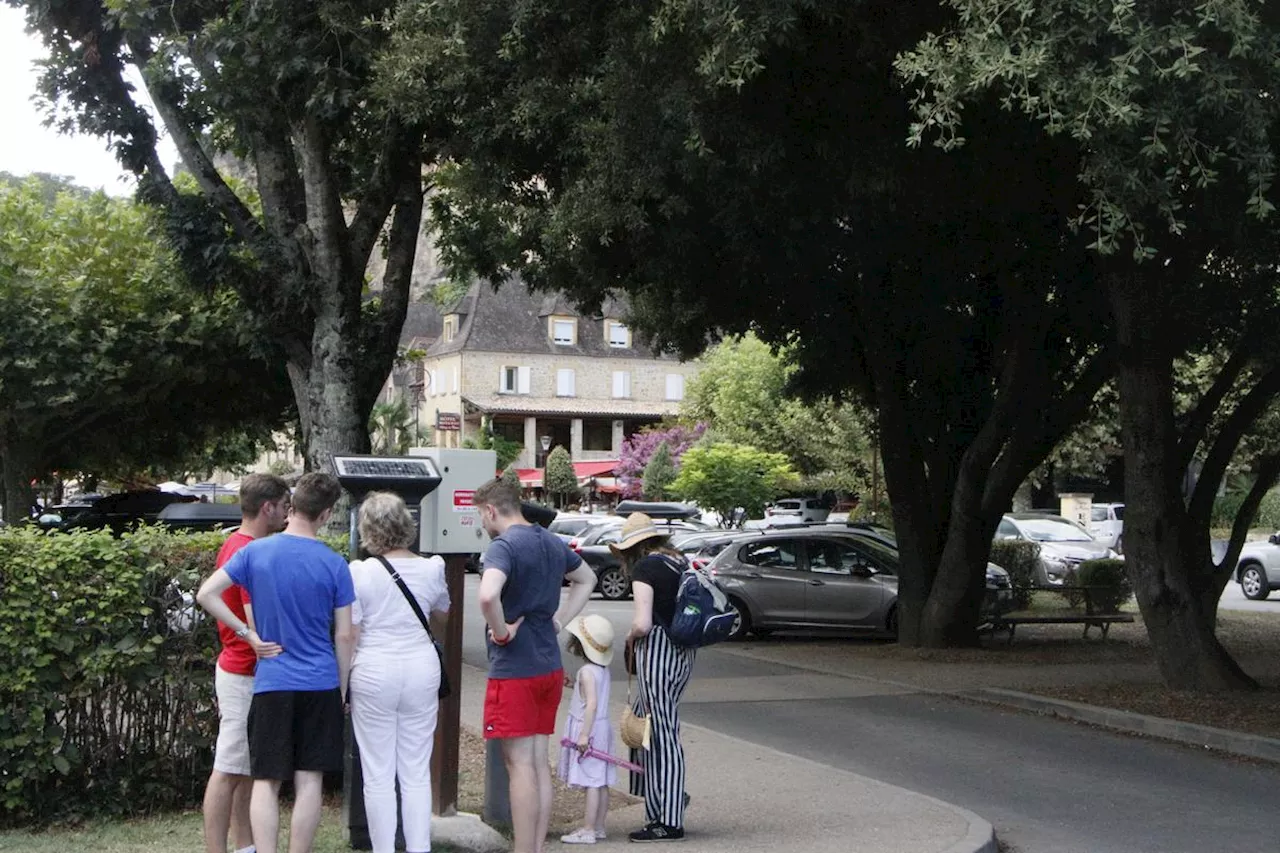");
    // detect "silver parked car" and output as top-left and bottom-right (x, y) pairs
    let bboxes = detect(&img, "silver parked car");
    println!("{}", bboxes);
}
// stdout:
(1214, 534), (1280, 600)
(995, 513), (1119, 586)
(707, 530), (899, 640)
